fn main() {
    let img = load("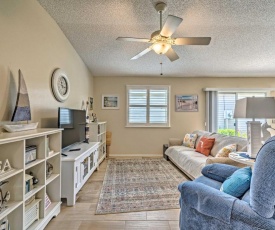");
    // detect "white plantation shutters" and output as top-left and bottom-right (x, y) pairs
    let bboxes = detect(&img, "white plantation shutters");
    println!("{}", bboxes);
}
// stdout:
(126, 85), (170, 127)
